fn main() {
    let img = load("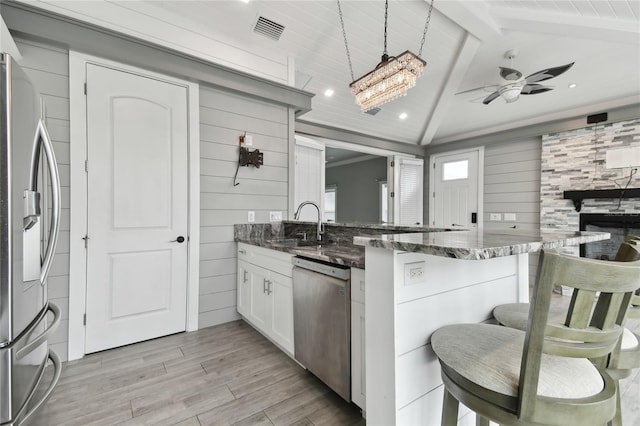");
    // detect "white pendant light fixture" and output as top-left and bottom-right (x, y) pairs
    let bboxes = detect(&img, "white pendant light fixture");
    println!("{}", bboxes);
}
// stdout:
(337, 0), (435, 113)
